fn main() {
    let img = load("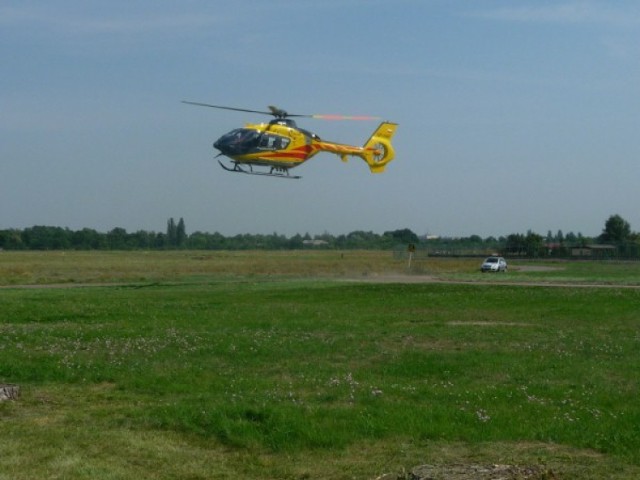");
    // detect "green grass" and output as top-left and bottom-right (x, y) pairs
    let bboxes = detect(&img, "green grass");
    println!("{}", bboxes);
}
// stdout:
(1, 252), (640, 478)
(0, 250), (406, 286)
(435, 258), (640, 285)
